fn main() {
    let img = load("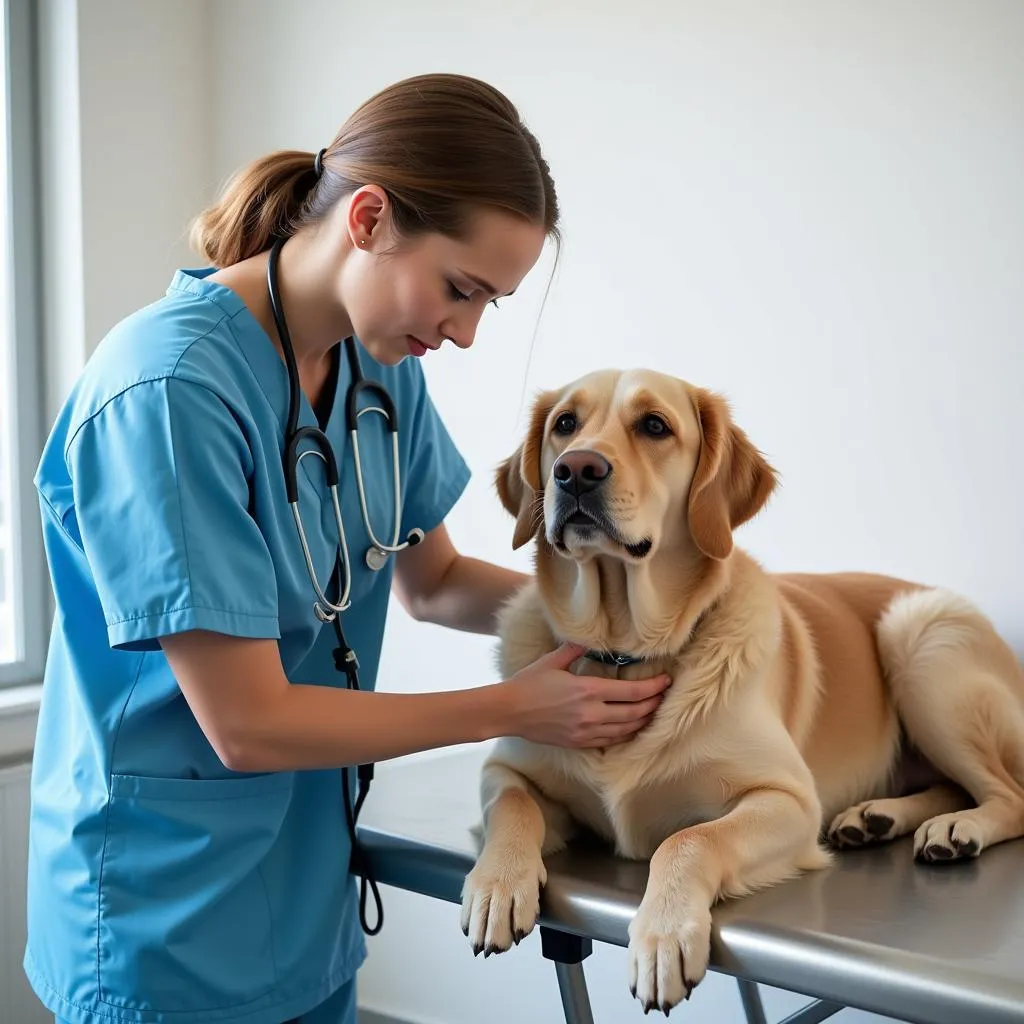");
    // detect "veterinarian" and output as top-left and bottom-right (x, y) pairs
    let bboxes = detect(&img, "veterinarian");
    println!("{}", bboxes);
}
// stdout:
(25, 74), (673, 1024)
